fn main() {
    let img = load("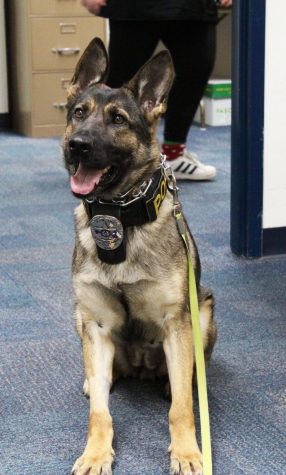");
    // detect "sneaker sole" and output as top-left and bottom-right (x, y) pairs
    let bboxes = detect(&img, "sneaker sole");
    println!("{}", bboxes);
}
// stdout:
(174, 170), (217, 181)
